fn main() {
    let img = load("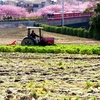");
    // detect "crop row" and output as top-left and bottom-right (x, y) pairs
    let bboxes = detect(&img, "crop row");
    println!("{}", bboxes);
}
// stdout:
(0, 44), (100, 54)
